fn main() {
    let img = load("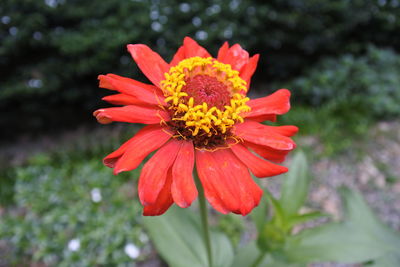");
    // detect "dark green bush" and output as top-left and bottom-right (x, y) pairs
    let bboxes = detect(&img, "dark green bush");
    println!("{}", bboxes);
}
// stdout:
(1, 0), (400, 137)
(290, 46), (400, 118)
